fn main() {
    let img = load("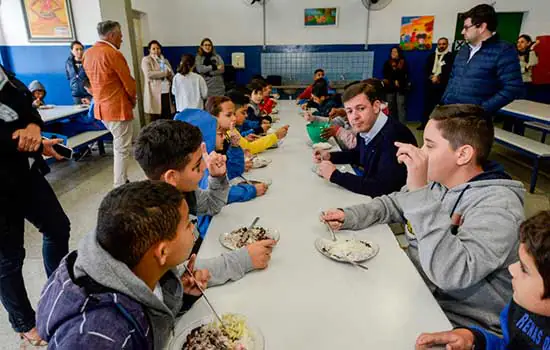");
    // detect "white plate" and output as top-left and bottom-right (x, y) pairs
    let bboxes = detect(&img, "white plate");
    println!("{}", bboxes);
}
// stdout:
(311, 165), (323, 177)
(220, 227), (280, 250)
(315, 237), (379, 263)
(312, 142), (332, 150)
(251, 156), (272, 169)
(169, 314), (265, 350)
